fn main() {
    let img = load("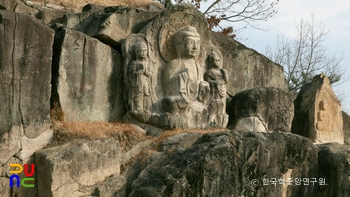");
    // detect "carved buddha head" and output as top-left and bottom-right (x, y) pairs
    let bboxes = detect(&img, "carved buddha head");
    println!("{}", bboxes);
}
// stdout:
(174, 26), (201, 59)
(135, 42), (148, 59)
(319, 100), (328, 110)
(207, 49), (223, 69)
